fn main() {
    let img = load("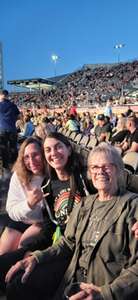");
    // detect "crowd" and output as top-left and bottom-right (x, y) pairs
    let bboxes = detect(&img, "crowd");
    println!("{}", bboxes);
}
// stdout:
(1, 87), (138, 178)
(0, 59), (138, 299)
(10, 60), (138, 109)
